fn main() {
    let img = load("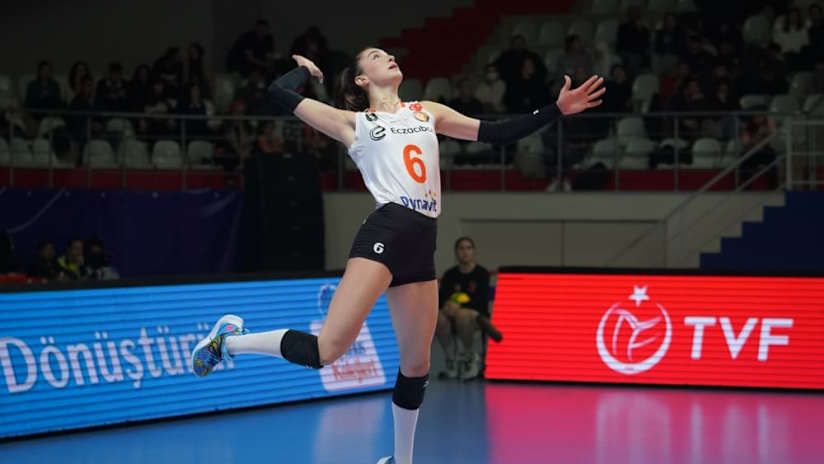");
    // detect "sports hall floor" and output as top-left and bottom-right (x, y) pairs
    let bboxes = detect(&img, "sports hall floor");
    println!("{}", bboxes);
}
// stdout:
(1, 379), (822, 464)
